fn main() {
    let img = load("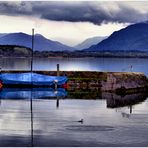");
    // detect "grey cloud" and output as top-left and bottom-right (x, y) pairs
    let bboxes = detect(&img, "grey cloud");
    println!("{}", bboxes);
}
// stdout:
(0, 1), (148, 25)
(0, 1), (33, 16)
